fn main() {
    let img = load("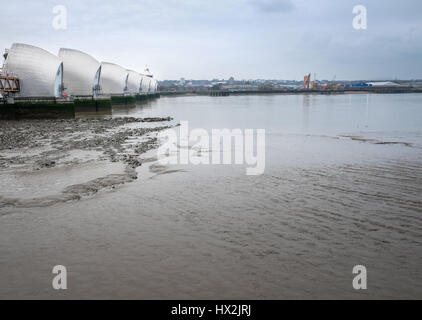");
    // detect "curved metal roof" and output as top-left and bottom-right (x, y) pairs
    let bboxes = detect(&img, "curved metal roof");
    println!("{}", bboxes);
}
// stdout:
(141, 75), (152, 93)
(127, 70), (142, 94)
(4, 43), (63, 97)
(148, 78), (158, 93)
(99, 62), (128, 95)
(58, 48), (101, 96)
(152, 79), (158, 92)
